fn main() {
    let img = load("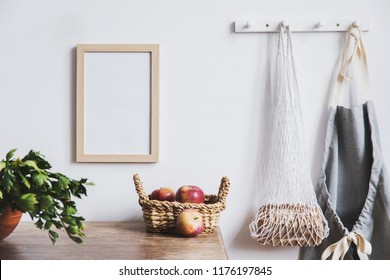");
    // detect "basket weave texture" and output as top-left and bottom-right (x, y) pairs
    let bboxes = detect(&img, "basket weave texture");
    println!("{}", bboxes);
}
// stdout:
(133, 174), (230, 234)
(252, 204), (325, 246)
